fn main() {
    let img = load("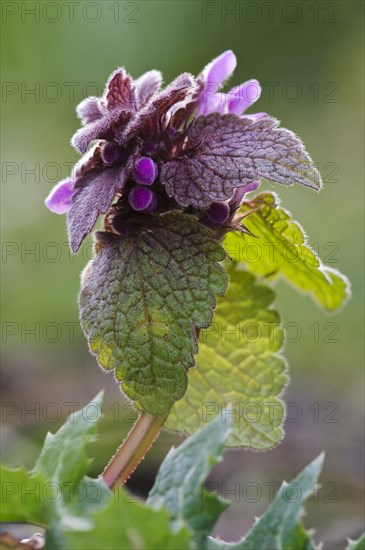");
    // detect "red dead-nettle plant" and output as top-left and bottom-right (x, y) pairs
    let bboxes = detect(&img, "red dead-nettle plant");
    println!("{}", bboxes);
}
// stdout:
(2, 51), (358, 550)
(45, 49), (351, 485)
